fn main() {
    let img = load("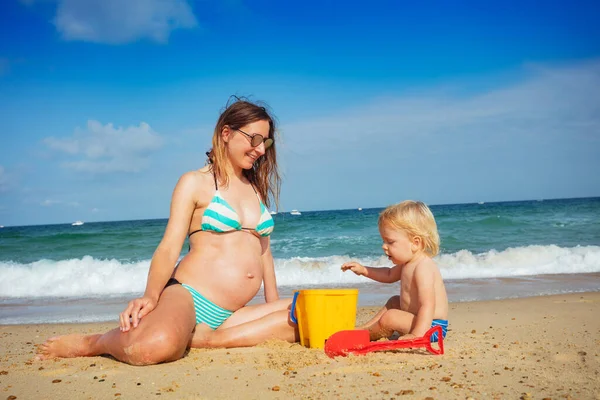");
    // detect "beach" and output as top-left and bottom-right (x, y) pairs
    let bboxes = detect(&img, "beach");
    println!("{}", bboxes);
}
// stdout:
(1, 292), (599, 399)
